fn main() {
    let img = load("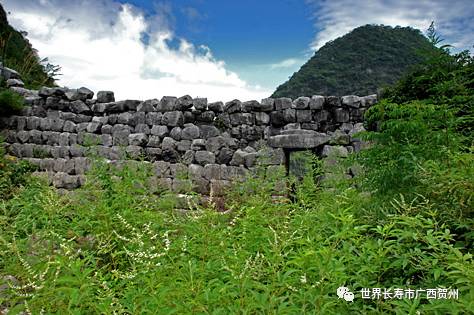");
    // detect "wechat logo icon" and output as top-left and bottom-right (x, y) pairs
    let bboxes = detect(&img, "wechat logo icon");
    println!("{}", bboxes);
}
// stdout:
(337, 286), (355, 302)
